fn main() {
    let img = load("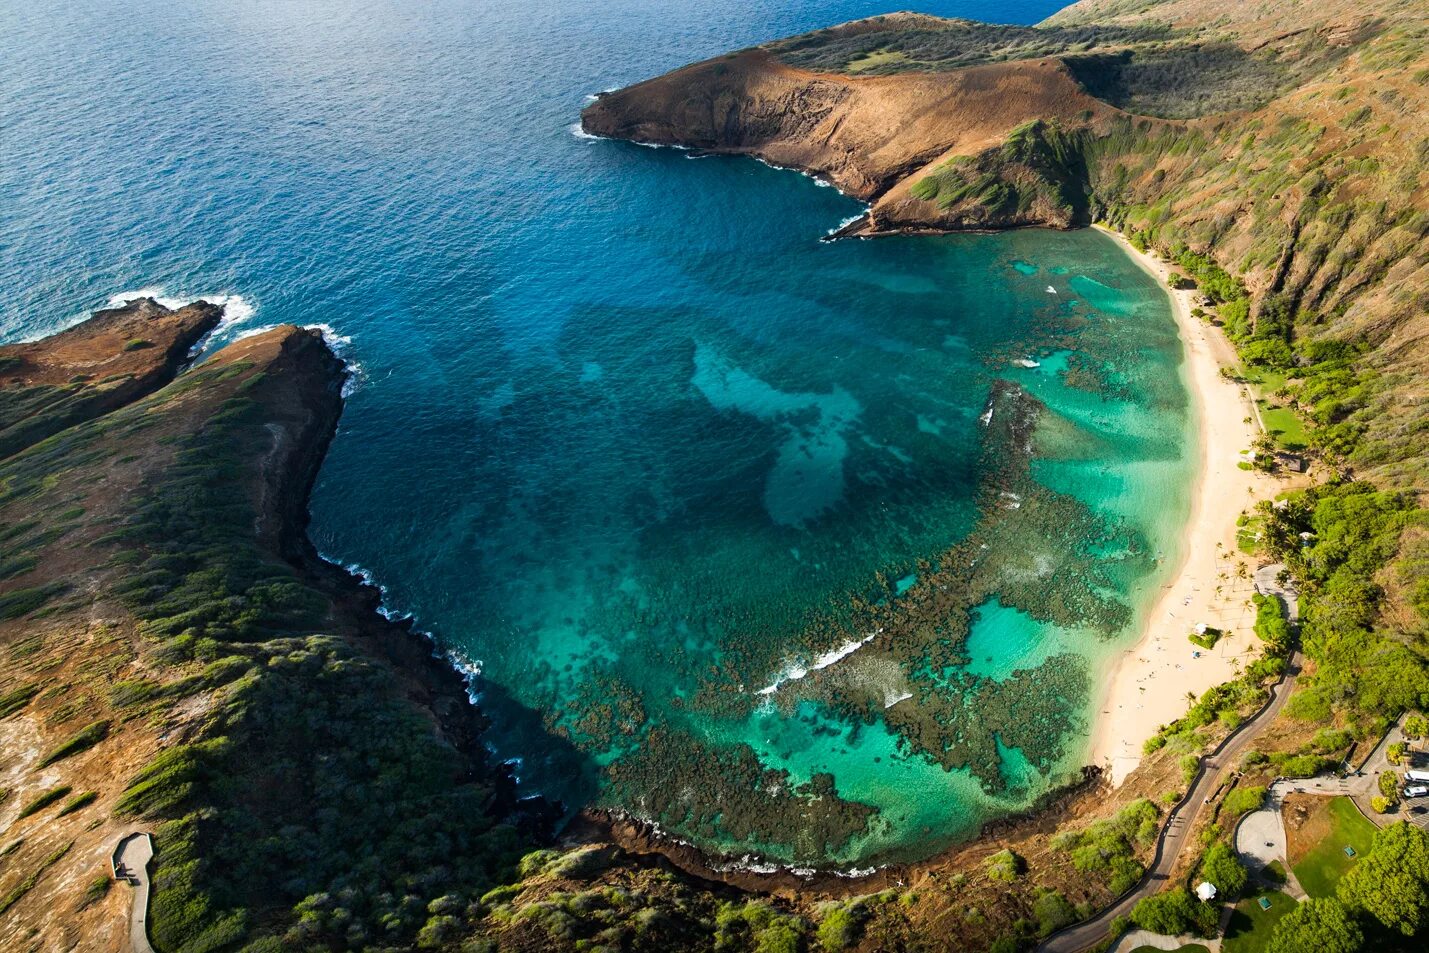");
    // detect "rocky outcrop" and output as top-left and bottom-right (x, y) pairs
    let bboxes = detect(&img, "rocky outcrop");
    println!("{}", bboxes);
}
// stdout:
(582, 48), (1109, 232)
(0, 297), (221, 457)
